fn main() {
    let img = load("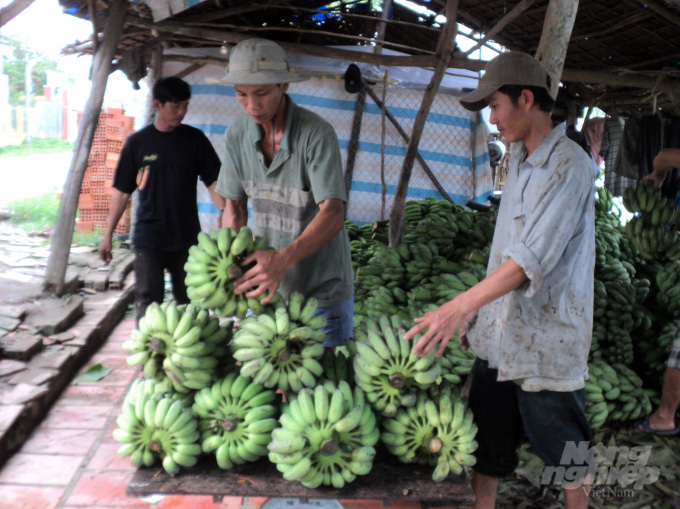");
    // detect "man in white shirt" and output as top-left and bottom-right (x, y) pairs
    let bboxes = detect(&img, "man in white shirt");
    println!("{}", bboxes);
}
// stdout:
(405, 52), (596, 509)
